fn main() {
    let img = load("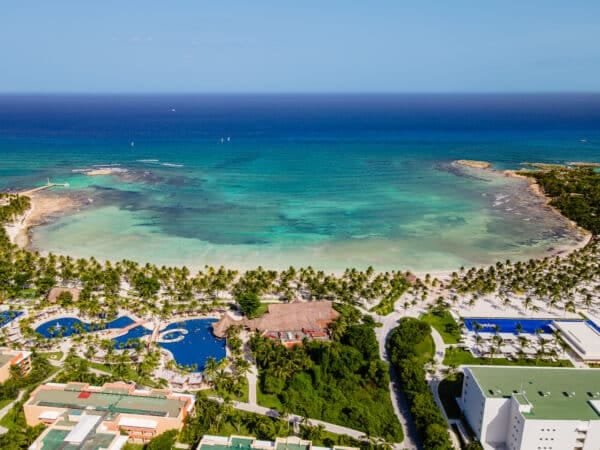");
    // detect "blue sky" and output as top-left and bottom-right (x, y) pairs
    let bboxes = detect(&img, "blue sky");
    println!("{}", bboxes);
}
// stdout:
(1, 1), (599, 93)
